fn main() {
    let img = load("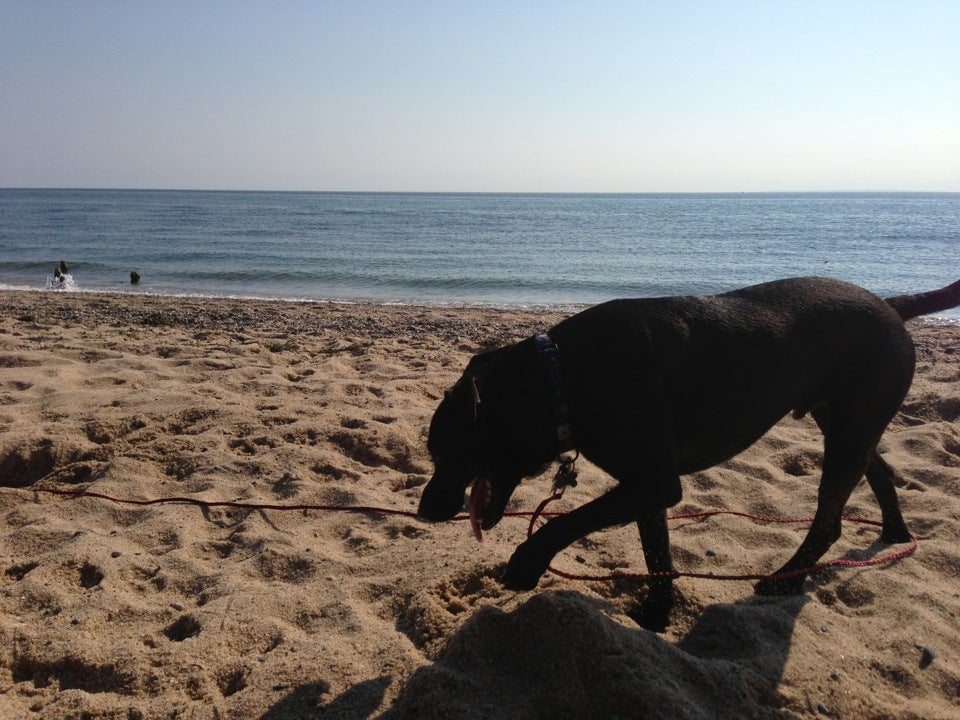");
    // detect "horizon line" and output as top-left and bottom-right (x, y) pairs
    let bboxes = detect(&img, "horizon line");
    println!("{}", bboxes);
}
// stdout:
(3, 187), (959, 195)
